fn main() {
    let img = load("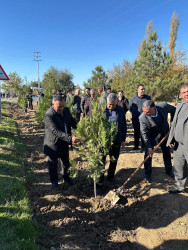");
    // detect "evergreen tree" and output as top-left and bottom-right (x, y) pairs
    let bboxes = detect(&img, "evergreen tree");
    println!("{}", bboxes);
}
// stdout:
(83, 66), (108, 90)
(35, 91), (52, 125)
(65, 96), (78, 122)
(133, 21), (175, 101)
(107, 60), (133, 98)
(2, 72), (22, 95)
(75, 97), (118, 197)
(168, 11), (180, 55)
(41, 66), (74, 94)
